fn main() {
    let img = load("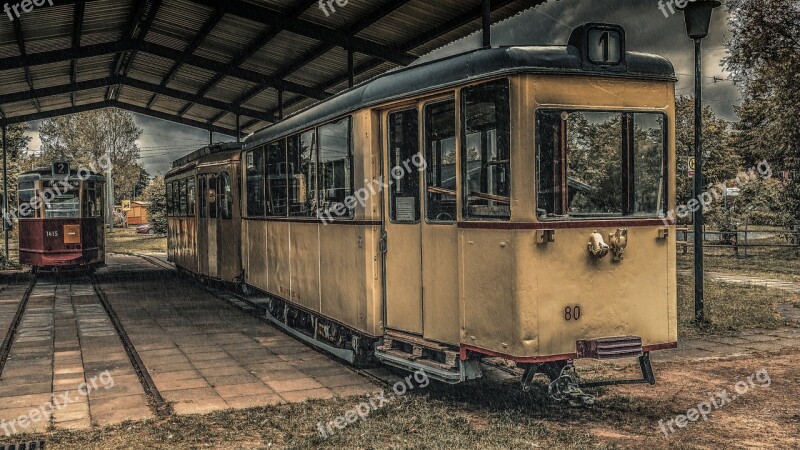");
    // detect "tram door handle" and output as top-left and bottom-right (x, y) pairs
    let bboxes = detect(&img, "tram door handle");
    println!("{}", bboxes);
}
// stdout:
(379, 232), (388, 254)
